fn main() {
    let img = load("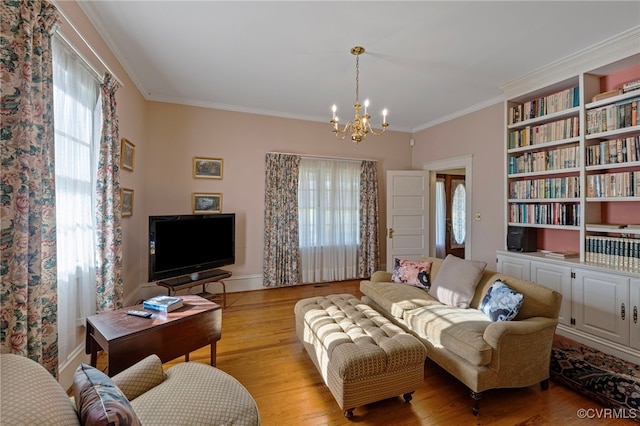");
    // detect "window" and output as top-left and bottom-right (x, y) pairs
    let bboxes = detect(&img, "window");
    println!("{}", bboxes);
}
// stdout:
(52, 35), (101, 365)
(298, 159), (360, 282)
